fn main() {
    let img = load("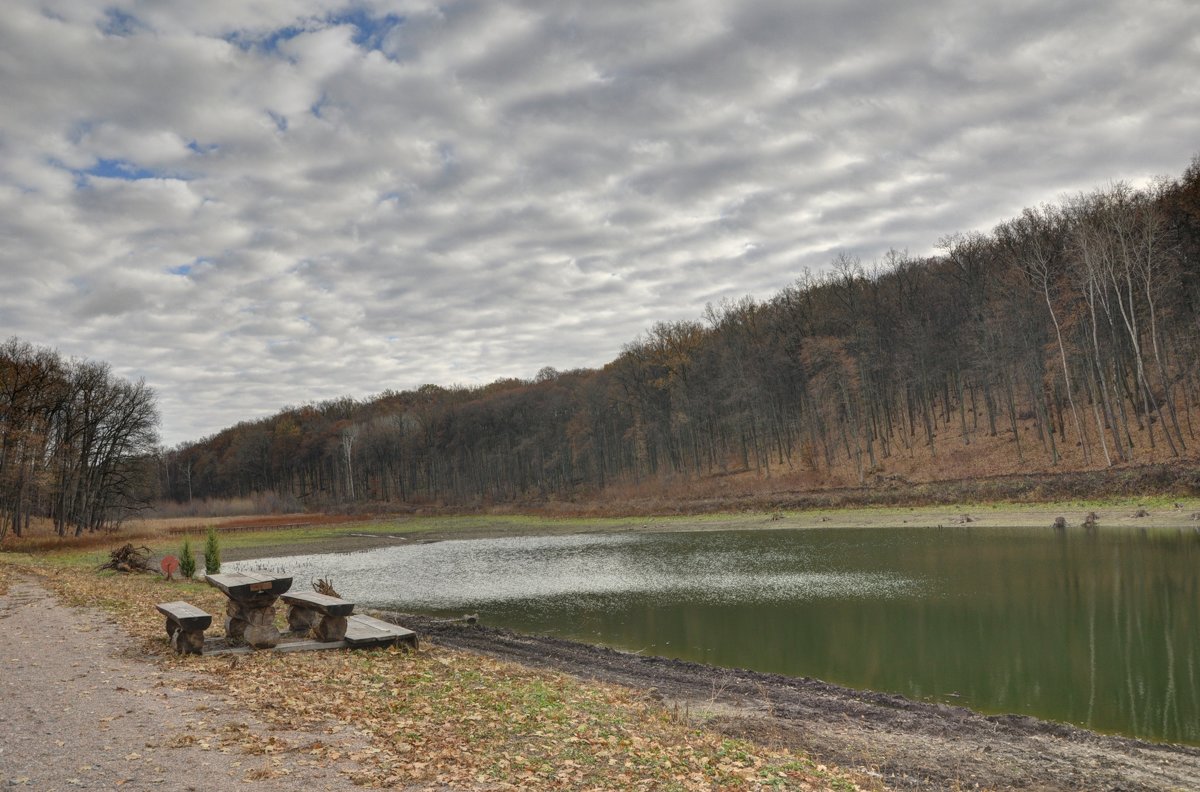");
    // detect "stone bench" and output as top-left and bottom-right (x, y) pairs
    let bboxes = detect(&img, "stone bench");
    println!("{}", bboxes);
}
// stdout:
(156, 601), (212, 655)
(281, 591), (355, 642)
